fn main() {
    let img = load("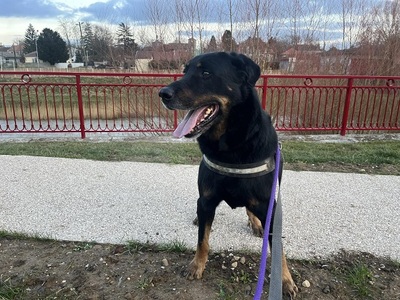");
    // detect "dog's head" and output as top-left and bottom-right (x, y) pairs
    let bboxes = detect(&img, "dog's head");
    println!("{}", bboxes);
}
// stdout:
(159, 52), (260, 138)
